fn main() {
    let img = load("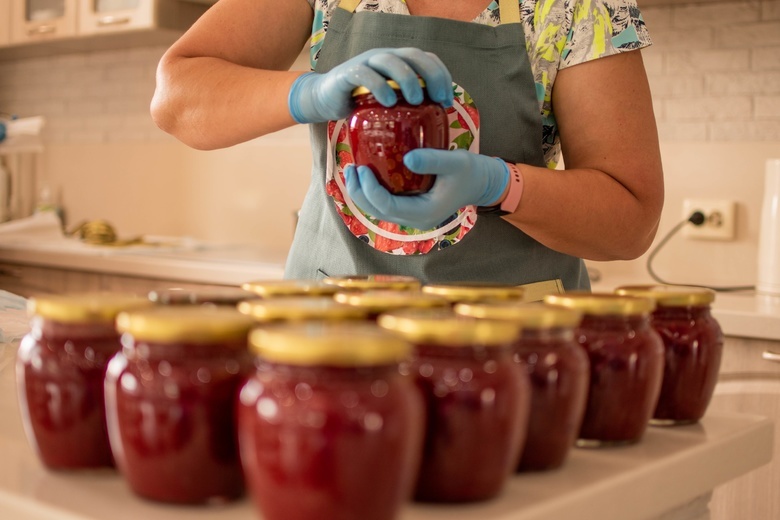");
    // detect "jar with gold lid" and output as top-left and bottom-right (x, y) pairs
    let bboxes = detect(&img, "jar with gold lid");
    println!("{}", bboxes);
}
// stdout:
(323, 274), (422, 292)
(241, 279), (340, 298)
(104, 306), (255, 504)
(615, 285), (723, 425)
(455, 301), (588, 472)
(238, 322), (423, 520)
(421, 282), (525, 305)
(544, 292), (664, 447)
(334, 289), (450, 320)
(16, 292), (153, 470)
(238, 296), (371, 323)
(378, 309), (529, 502)
(148, 285), (256, 306)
